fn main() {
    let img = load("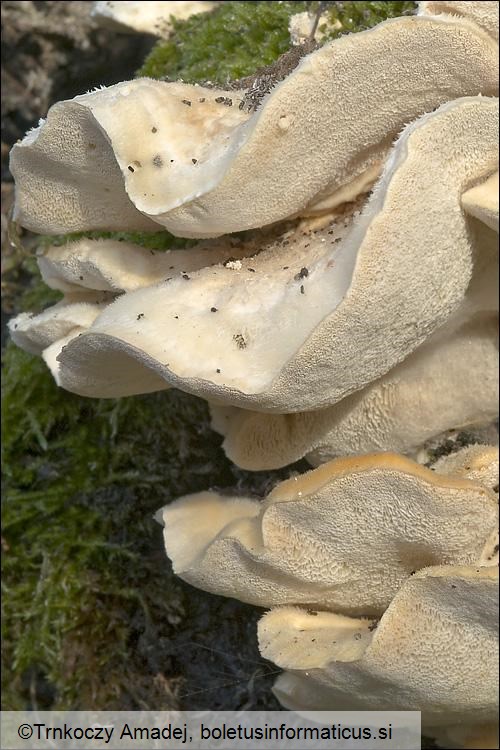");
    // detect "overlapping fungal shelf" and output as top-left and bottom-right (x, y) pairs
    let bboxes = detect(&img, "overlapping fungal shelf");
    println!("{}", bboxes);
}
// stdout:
(8, 1), (499, 746)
